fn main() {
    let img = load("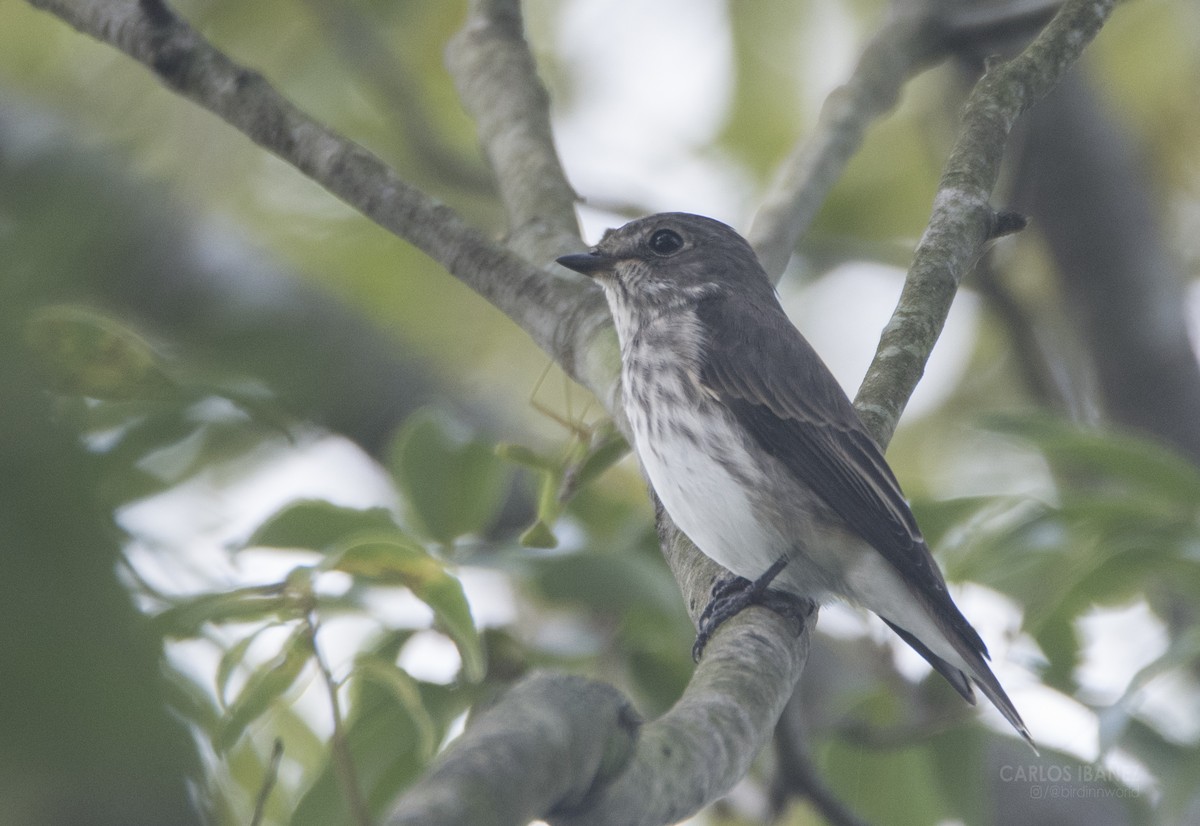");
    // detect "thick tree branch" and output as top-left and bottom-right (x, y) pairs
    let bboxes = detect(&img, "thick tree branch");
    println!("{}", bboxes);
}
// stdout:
(386, 673), (637, 826)
(387, 572), (812, 826)
(443, 6), (825, 816)
(446, 0), (582, 261)
(25, 3), (807, 823)
(554, 602), (812, 826)
(853, 0), (1116, 446)
(25, 0), (613, 403)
